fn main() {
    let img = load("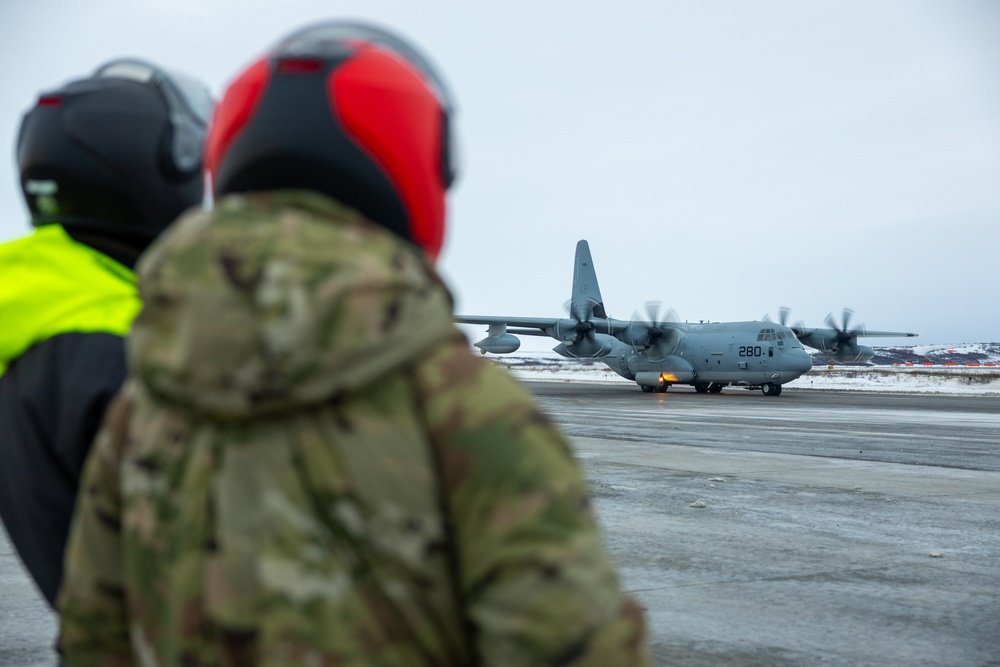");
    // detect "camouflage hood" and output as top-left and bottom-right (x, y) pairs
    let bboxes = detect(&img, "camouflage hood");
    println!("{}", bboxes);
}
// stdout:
(129, 191), (456, 418)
